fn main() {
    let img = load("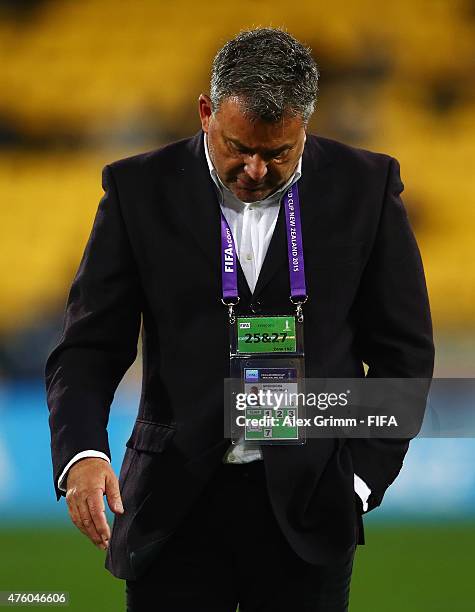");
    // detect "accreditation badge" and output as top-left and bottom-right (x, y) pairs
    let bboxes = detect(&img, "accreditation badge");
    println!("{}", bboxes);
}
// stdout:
(236, 315), (297, 353)
(229, 315), (306, 445)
